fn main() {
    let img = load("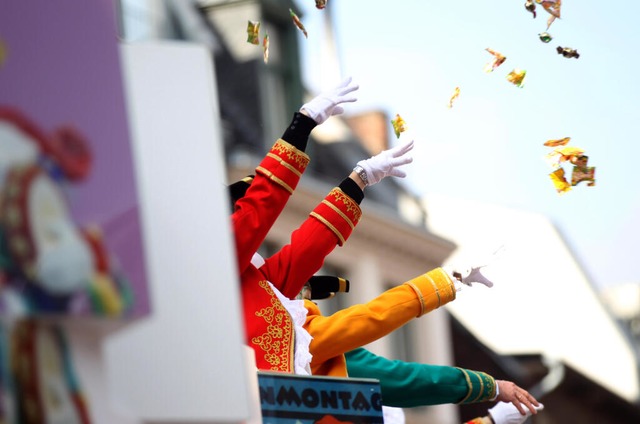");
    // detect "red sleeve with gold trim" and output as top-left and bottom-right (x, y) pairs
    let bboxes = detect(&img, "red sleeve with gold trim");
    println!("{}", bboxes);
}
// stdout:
(259, 186), (361, 299)
(232, 139), (309, 272)
(305, 268), (456, 370)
